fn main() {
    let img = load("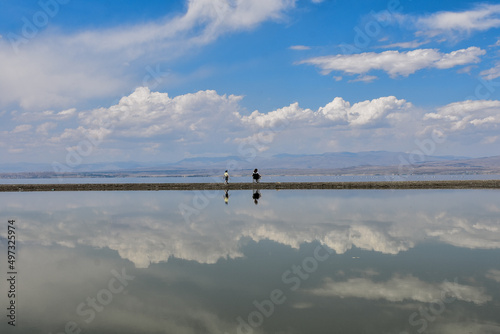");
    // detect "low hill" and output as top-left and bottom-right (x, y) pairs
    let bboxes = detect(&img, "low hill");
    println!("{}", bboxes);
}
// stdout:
(1, 152), (499, 178)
